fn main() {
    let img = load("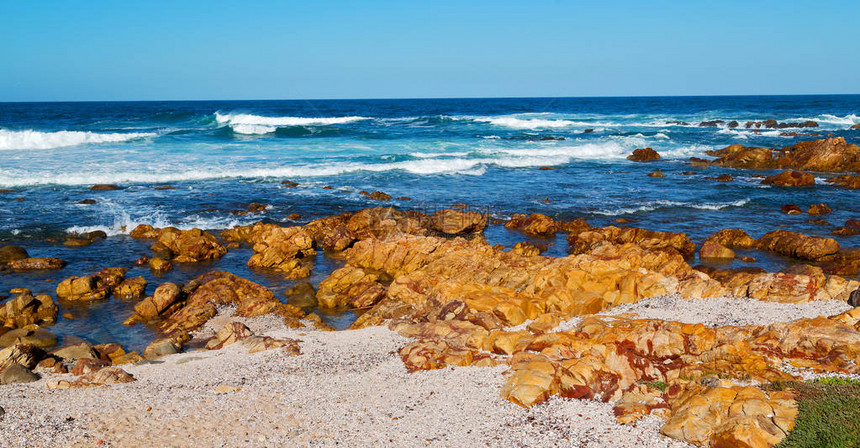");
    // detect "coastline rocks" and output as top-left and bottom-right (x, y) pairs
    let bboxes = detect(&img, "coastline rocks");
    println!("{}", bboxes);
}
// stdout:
(761, 170), (815, 187)
(56, 268), (127, 302)
(699, 241), (735, 260)
(303, 213), (355, 251)
(151, 228), (227, 263)
(662, 382), (797, 447)
(134, 282), (183, 320)
(0, 246), (28, 265)
(113, 276), (147, 300)
(46, 366), (135, 389)
(143, 338), (181, 359)
(8, 257), (65, 271)
(647, 171), (666, 178)
(50, 342), (99, 360)
(89, 184), (120, 191)
(744, 119), (818, 129)
(0, 329), (57, 350)
(430, 209), (488, 235)
(806, 203), (831, 215)
(781, 204), (802, 215)
(707, 137), (860, 172)
(0, 364), (39, 385)
(567, 225), (696, 258)
(223, 223), (314, 278)
(205, 321), (302, 355)
(755, 230), (839, 261)
(149, 257), (173, 274)
(368, 191), (392, 201)
(826, 173), (860, 189)
(505, 213), (560, 237)
(316, 266), (386, 309)
(158, 272), (305, 337)
(0, 290), (58, 328)
(285, 282), (317, 308)
(627, 148), (661, 162)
